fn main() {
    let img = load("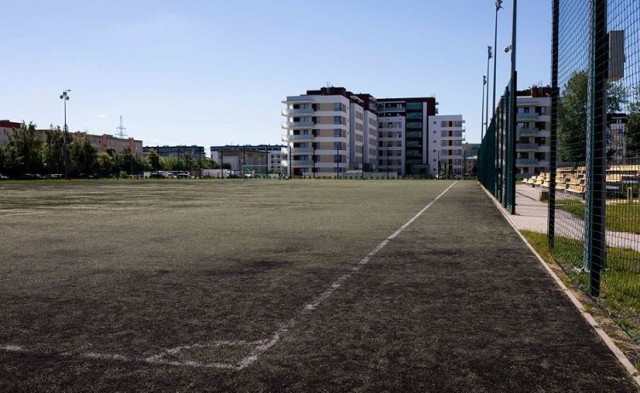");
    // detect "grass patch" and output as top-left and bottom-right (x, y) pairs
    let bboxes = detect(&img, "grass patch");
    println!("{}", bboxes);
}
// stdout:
(521, 230), (640, 341)
(556, 198), (640, 234)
